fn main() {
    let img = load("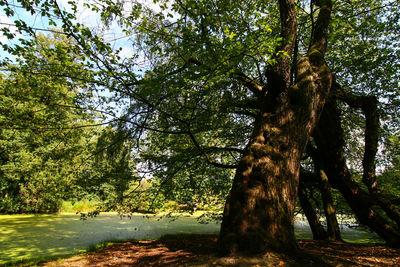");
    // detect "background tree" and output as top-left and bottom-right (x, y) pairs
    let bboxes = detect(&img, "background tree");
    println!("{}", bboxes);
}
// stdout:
(379, 135), (400, 199)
